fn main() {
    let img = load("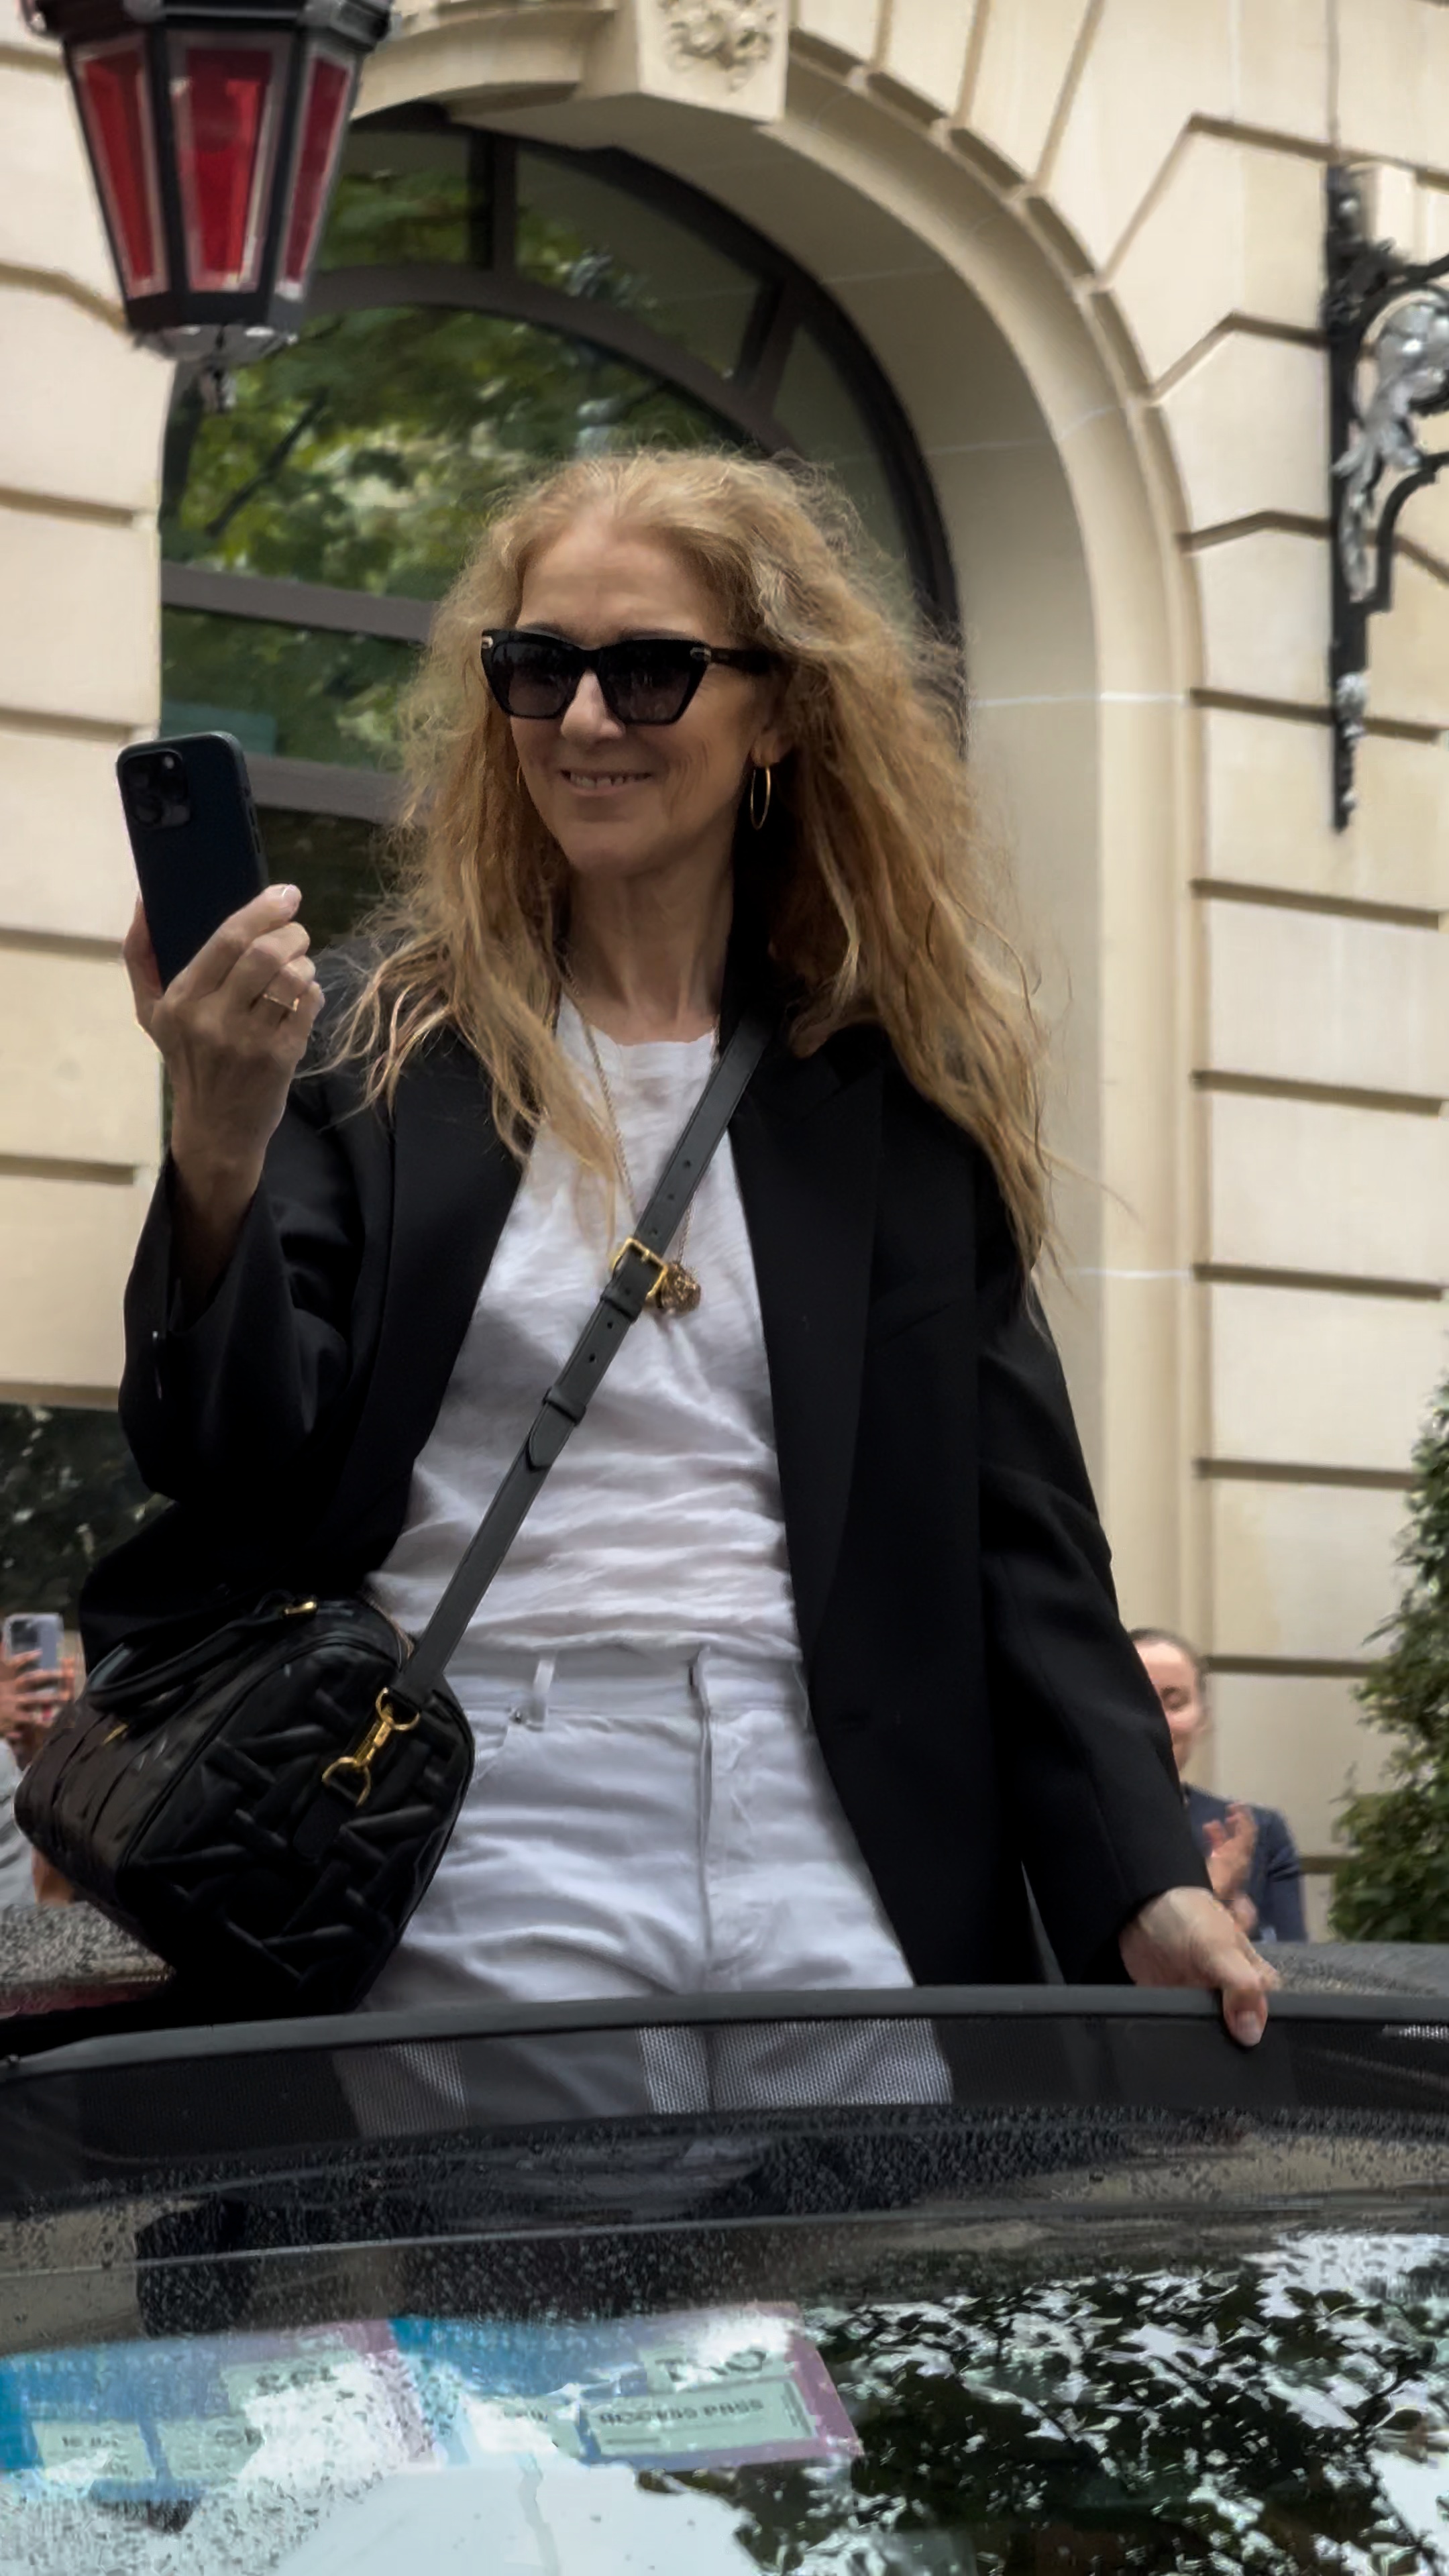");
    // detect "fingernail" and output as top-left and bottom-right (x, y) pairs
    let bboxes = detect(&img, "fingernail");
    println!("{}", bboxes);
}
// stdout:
(1230, 2007), (1263, 2048)
(277, 883), (301, 909)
